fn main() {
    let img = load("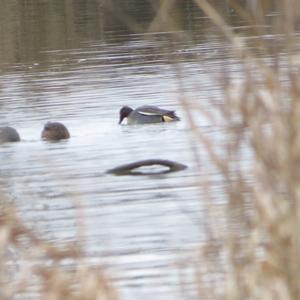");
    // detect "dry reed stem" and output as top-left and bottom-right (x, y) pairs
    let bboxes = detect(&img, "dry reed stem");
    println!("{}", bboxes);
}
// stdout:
(178, 1), (300, 299)
(0, 192), (118, 300)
